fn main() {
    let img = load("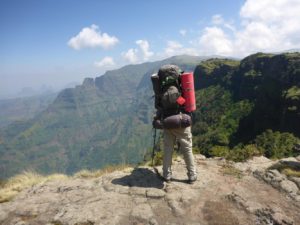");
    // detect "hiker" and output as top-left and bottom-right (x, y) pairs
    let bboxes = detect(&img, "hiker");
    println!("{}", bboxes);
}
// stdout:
(151, 65), (197, 183)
